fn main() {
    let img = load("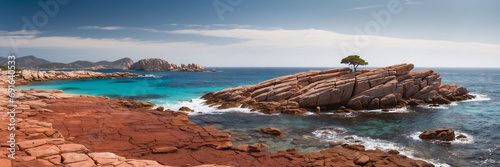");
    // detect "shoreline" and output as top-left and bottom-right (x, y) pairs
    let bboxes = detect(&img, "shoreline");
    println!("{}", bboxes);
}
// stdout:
(16, 70), (139, 86)
(0, 70), (435, 166)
